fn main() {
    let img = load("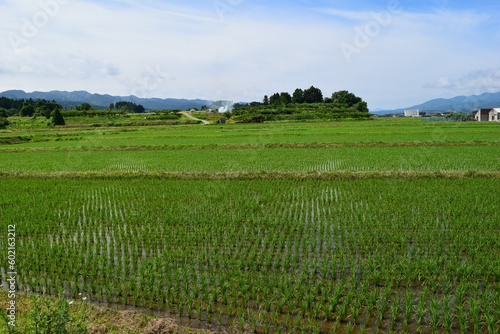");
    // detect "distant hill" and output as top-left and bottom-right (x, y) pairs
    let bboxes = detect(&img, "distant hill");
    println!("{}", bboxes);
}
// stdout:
(0, 90), (212, 110)
(372, 91), (500, 115)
